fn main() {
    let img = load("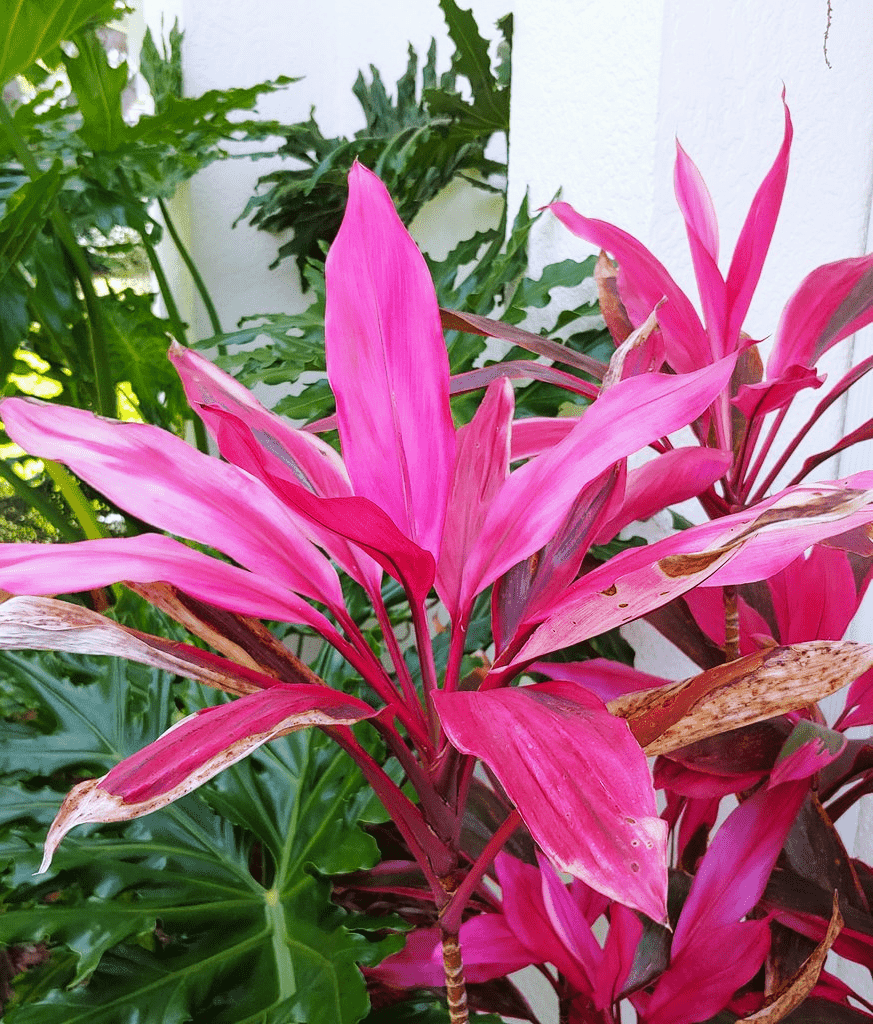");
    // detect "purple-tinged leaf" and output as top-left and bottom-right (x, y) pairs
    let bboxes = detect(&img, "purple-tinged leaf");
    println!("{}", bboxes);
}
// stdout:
(768, 253), (873, 381)
(450, 360), (598, 401)
(436, 379), (513, 621)
(514, 479), (873, 664)
(434, 683), (668, 921)
(0, 397), (343, 609)
(325, 163), (455, 559)
(369, 916), (535, 988)
(550, 202), (711, 373)
(39, 683), (377, 872)
(0, 595), (276, 696)
(724, 96), (792, 345)
(595, 447), (732, 543)
(674, 139), (727, 355)
(0, 534), (336, 633)
(789, 416), (873, 488)
(464, 358), (735, 606)
(769, 720), (847, 788)
(733, 364), (825, 420)
(492, 464), (626, 651)
(440, 307), (607, 378)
